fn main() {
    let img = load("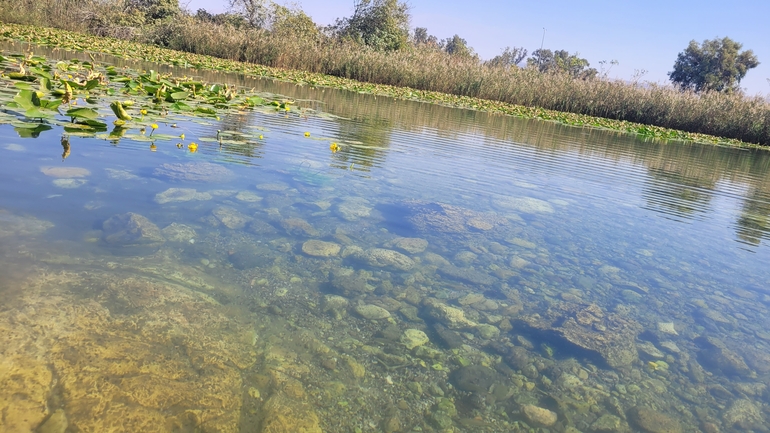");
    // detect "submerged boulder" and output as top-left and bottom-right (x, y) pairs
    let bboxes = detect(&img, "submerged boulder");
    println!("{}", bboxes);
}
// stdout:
(102, 212), (164, 254)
